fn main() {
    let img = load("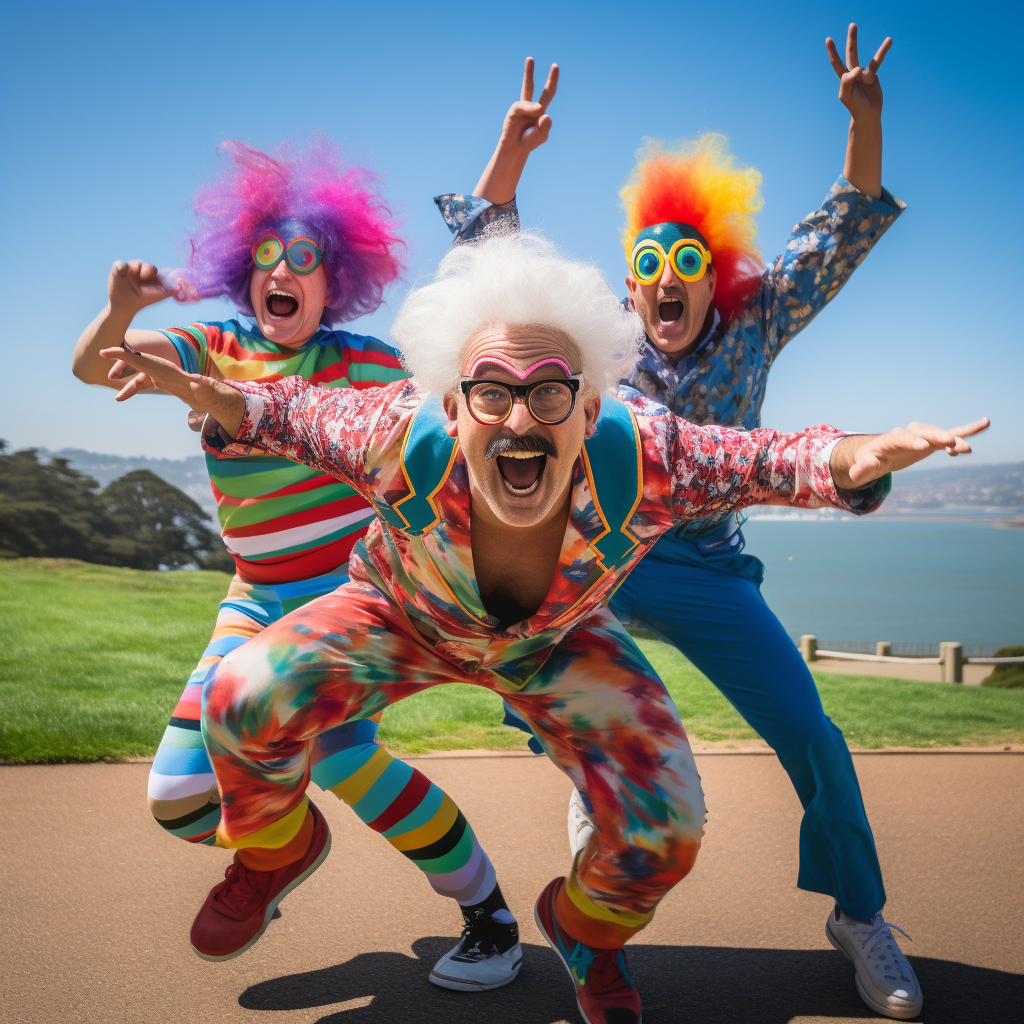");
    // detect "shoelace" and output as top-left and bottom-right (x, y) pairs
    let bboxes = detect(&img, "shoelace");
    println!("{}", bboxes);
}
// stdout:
(586, 947), (634, 995)
(854, 915), (913, 954)
(214, 862), (266, 913)
(453, 921), (498, 961)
